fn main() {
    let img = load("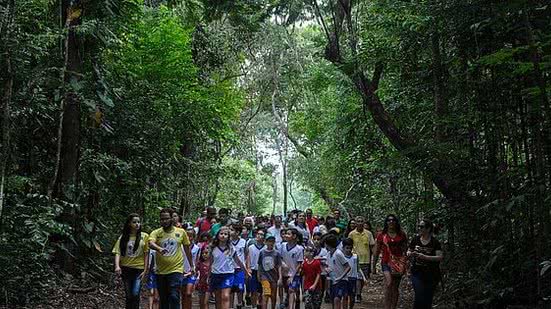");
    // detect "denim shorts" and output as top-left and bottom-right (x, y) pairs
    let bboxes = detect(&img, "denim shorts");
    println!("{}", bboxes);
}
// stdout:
(382, 264), (391, 273)
(181, 275), (197, 286)
(146, 272), (157, 290)
(289, 275), (302, 290)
